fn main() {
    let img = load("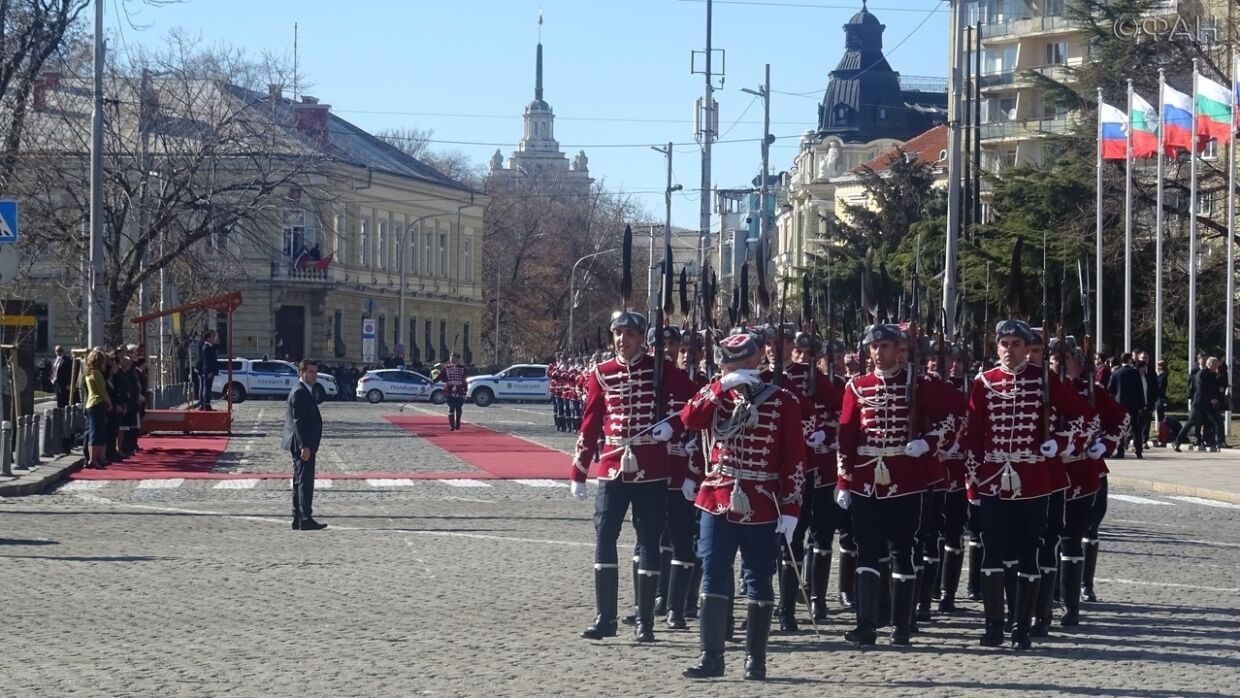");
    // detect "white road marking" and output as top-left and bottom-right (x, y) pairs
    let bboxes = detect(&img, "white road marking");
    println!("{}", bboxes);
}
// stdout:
(438, 479), (491, 488)
(57, 480), (107, 492)
(1110, 494), (1173, 506)
(317, 479), (334, 488)
(366, 478), (415, 487)
(212, 479), (258, 490)
(1097, 576), (1240, 593)
(1168, 495), (1240, 510)
(515, 479), (564, 488)
(137, 478), (184, 489)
